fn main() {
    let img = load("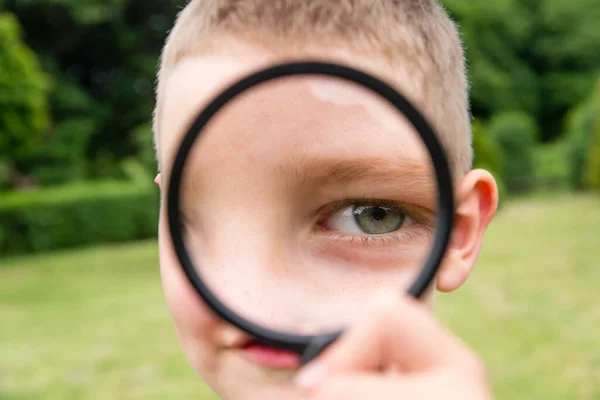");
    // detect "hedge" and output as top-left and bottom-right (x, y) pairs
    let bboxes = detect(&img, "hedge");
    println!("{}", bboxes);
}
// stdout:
(0, 180), (159, 256)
